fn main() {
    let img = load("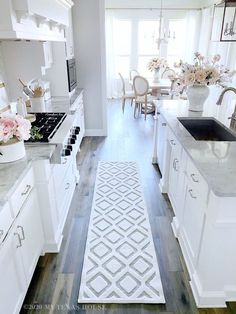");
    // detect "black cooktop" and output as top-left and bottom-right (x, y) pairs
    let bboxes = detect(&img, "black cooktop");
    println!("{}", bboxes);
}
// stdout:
(27, 112), (66, 143)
